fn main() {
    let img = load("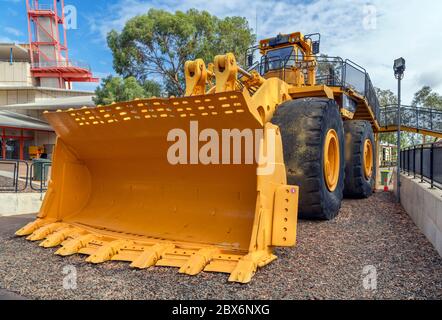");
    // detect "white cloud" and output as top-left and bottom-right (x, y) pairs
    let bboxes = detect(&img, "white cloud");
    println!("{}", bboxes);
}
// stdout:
(87, 0), (152, 42)
(416, 71), (442, 89)
(0, 36), (17, 43)
(6, 8), (18, 16)
(88, 0), (442, 104)
(5, 26), (23, 37)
